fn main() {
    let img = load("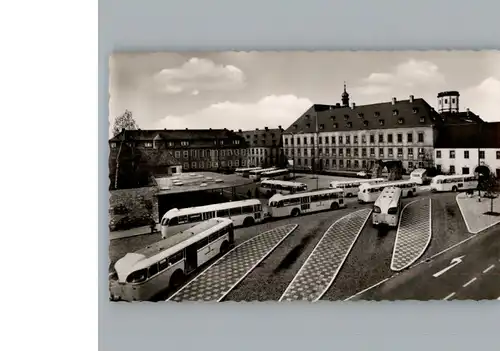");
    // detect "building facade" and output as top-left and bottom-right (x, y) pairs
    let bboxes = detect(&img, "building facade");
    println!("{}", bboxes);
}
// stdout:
(283, 87), (443, 173)
(238, 126), (285, 168)
(434, 122), (500, 178)
(109, 128), (249, 188)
